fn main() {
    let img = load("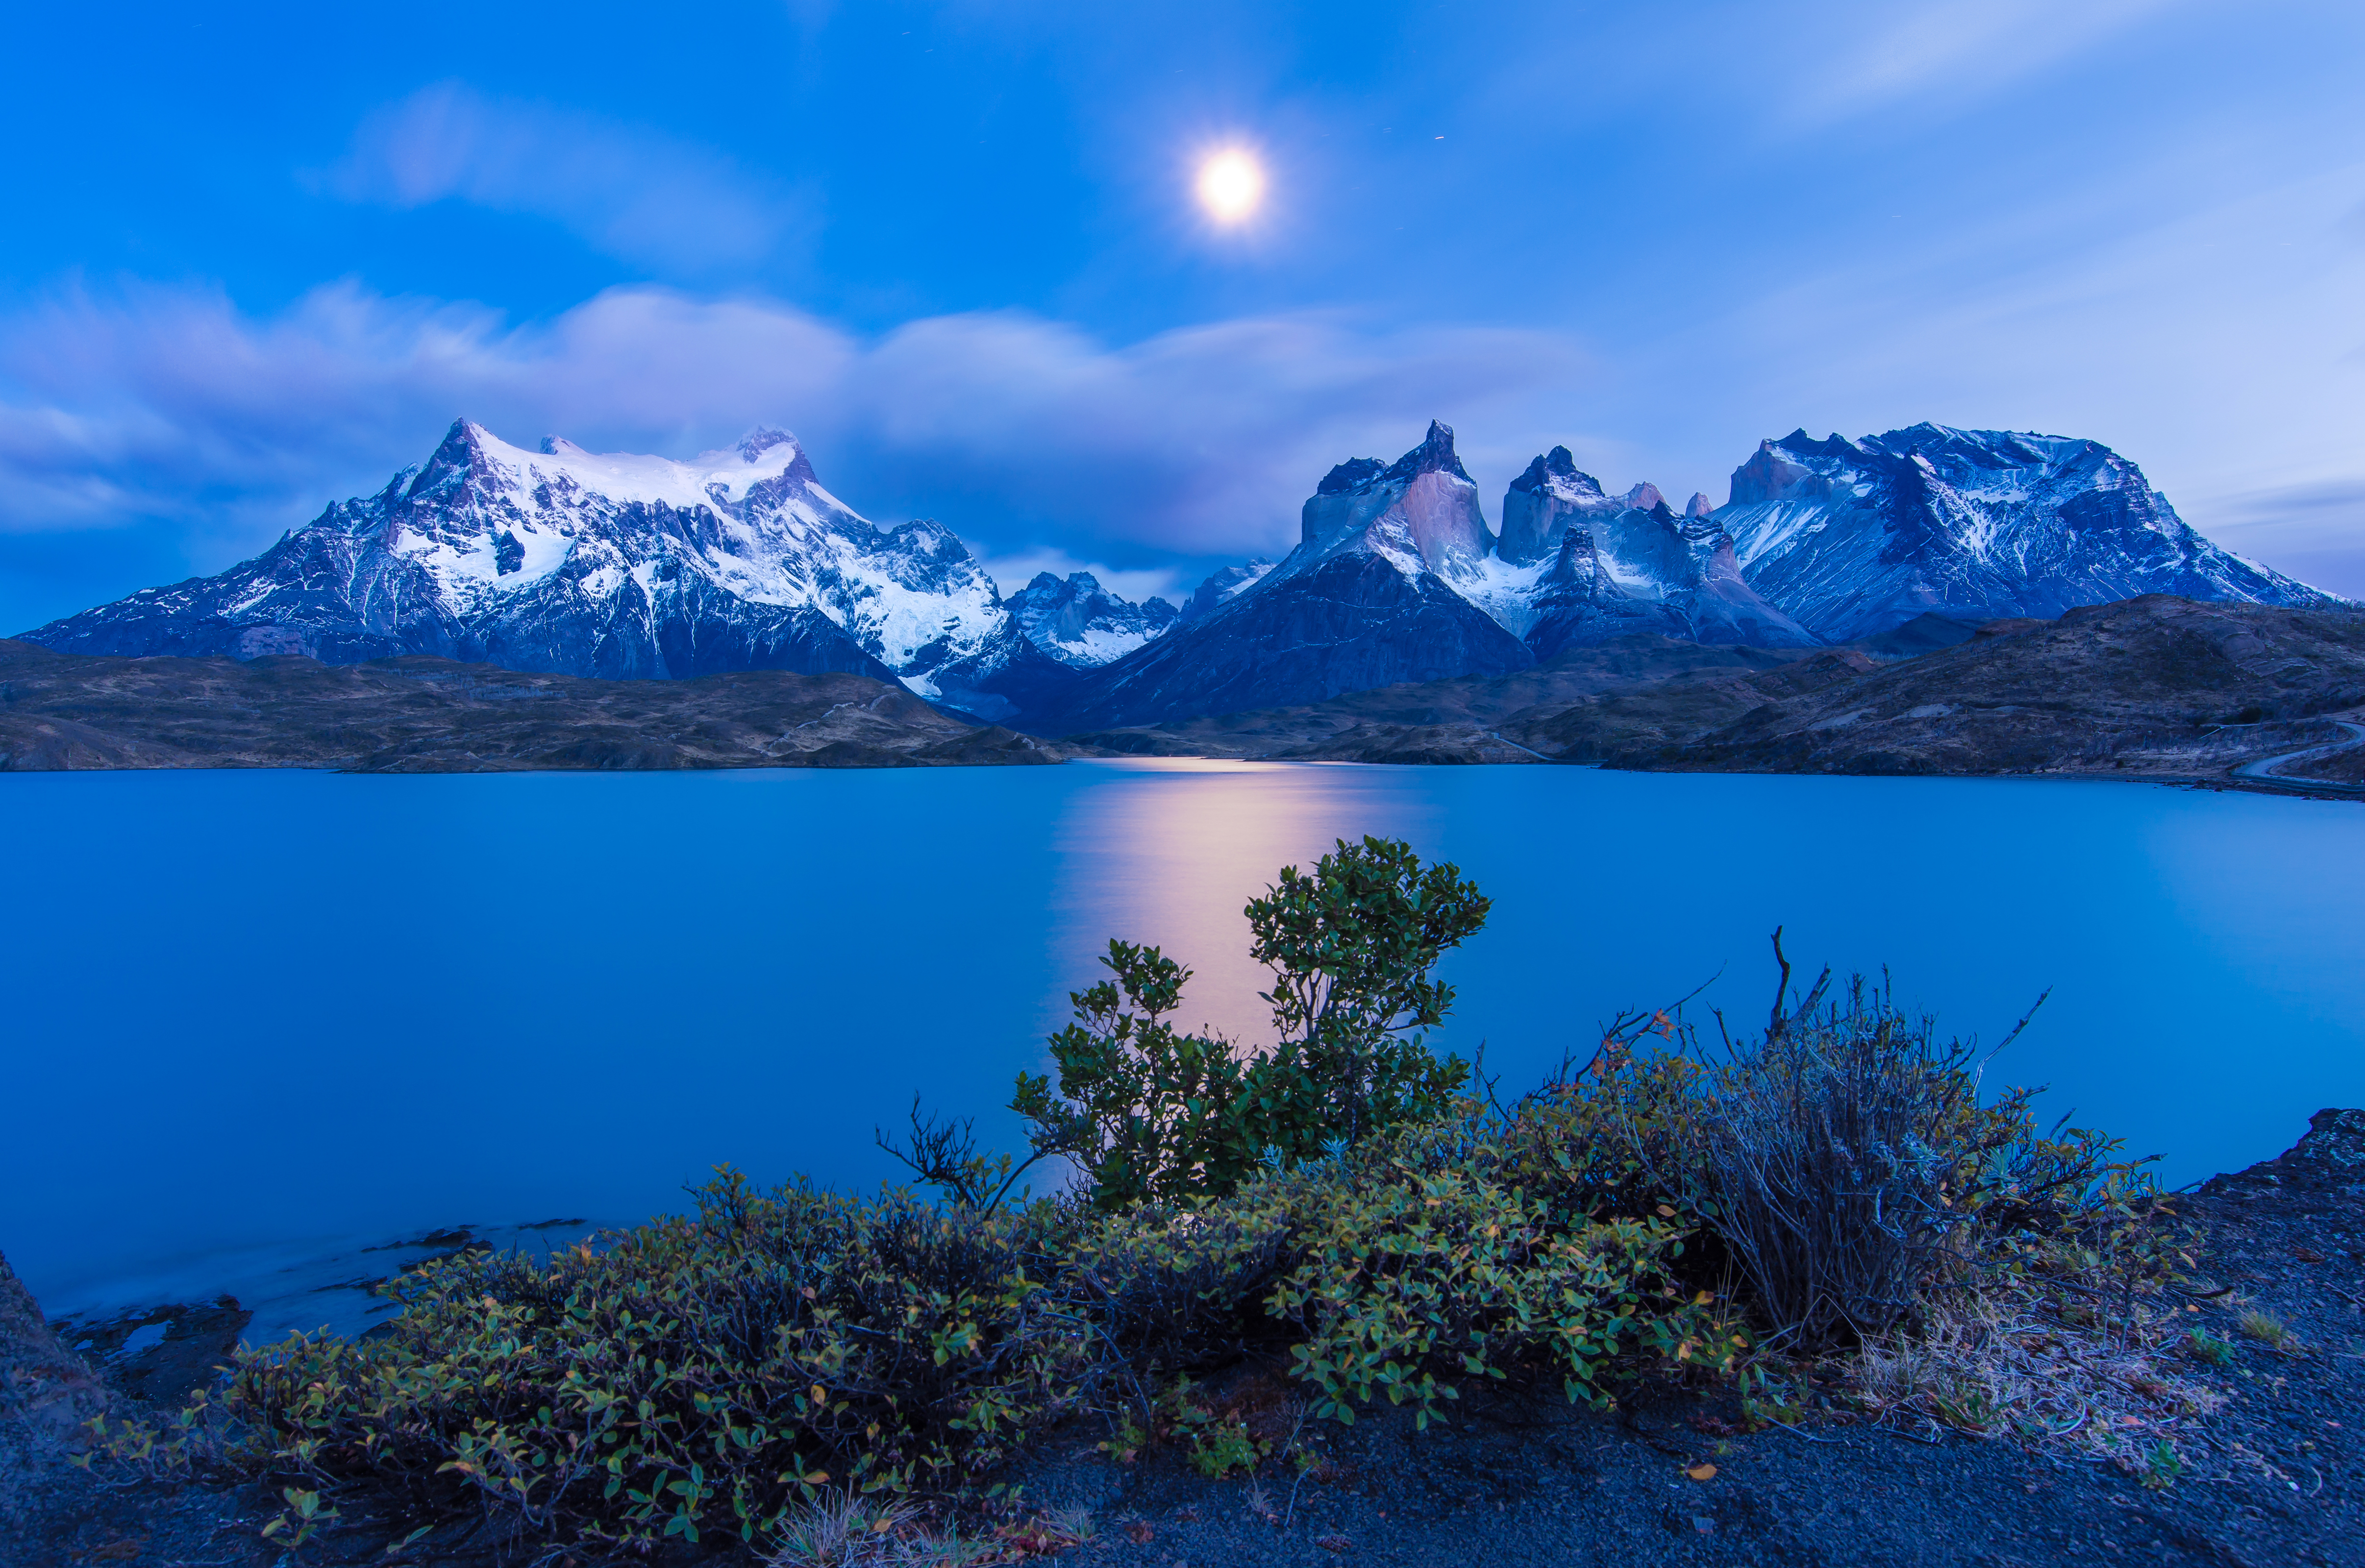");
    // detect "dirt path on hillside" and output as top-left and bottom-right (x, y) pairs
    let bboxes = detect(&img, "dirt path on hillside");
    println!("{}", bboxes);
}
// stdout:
(2235, 718), (2365, 789)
